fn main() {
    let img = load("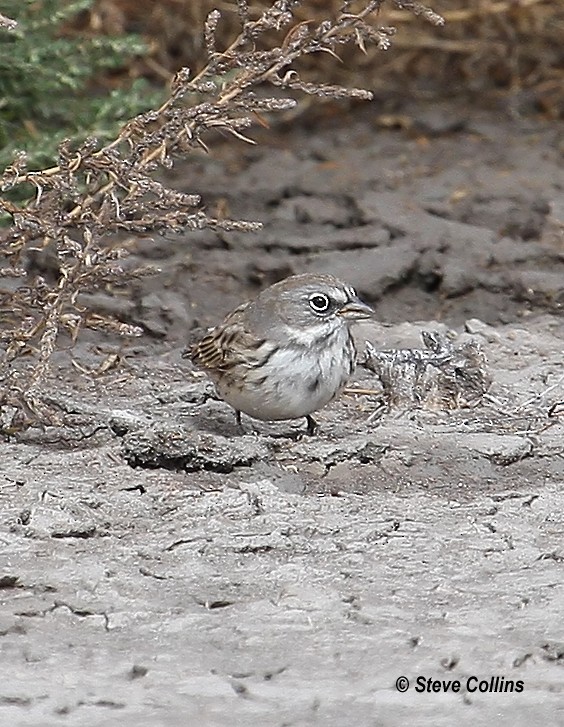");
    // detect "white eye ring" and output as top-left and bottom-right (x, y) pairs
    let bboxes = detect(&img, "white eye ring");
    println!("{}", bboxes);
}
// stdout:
(308, 293), (331, 313)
